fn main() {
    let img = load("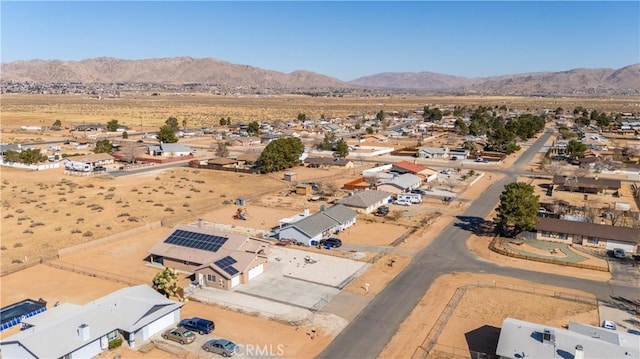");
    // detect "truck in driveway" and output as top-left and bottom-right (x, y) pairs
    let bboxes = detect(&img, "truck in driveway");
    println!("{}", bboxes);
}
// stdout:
(179, 317), (215, 335)
(398, 193), (422, 204)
